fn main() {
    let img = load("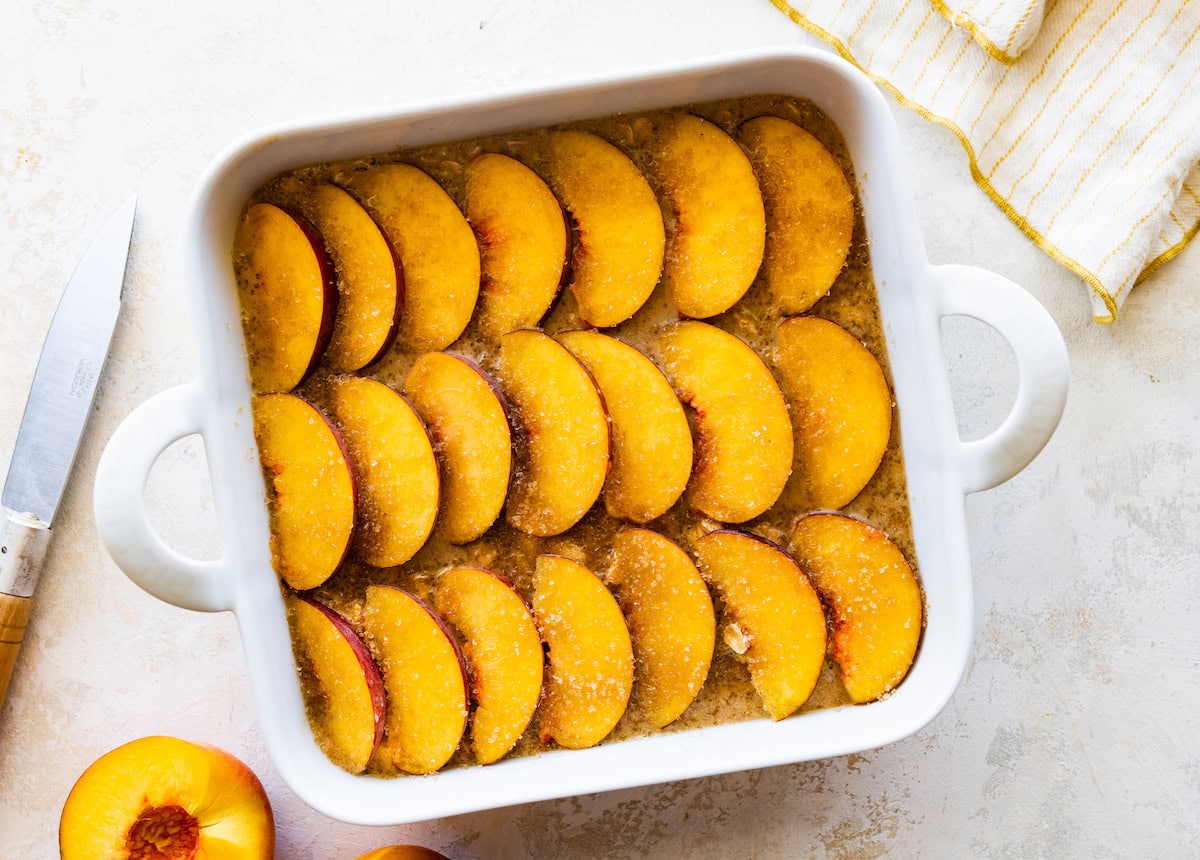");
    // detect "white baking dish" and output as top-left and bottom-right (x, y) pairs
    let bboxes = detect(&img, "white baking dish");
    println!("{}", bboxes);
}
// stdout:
(93, 46), (1069, 825)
